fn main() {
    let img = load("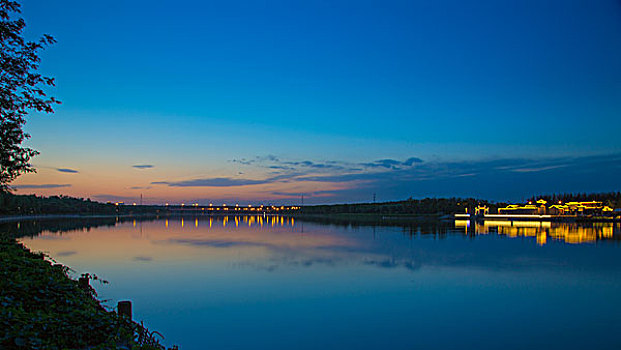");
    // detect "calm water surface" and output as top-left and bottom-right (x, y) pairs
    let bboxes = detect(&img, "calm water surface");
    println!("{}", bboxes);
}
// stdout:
(13, 217), (621, 350)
